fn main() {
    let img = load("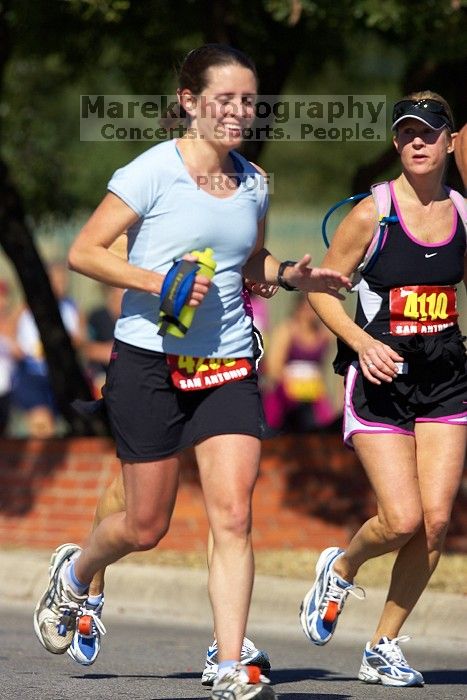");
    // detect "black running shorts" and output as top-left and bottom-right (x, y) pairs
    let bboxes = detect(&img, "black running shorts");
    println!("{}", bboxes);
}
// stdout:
(343, 350), (467, 447)
(103, 339), (263, 462)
